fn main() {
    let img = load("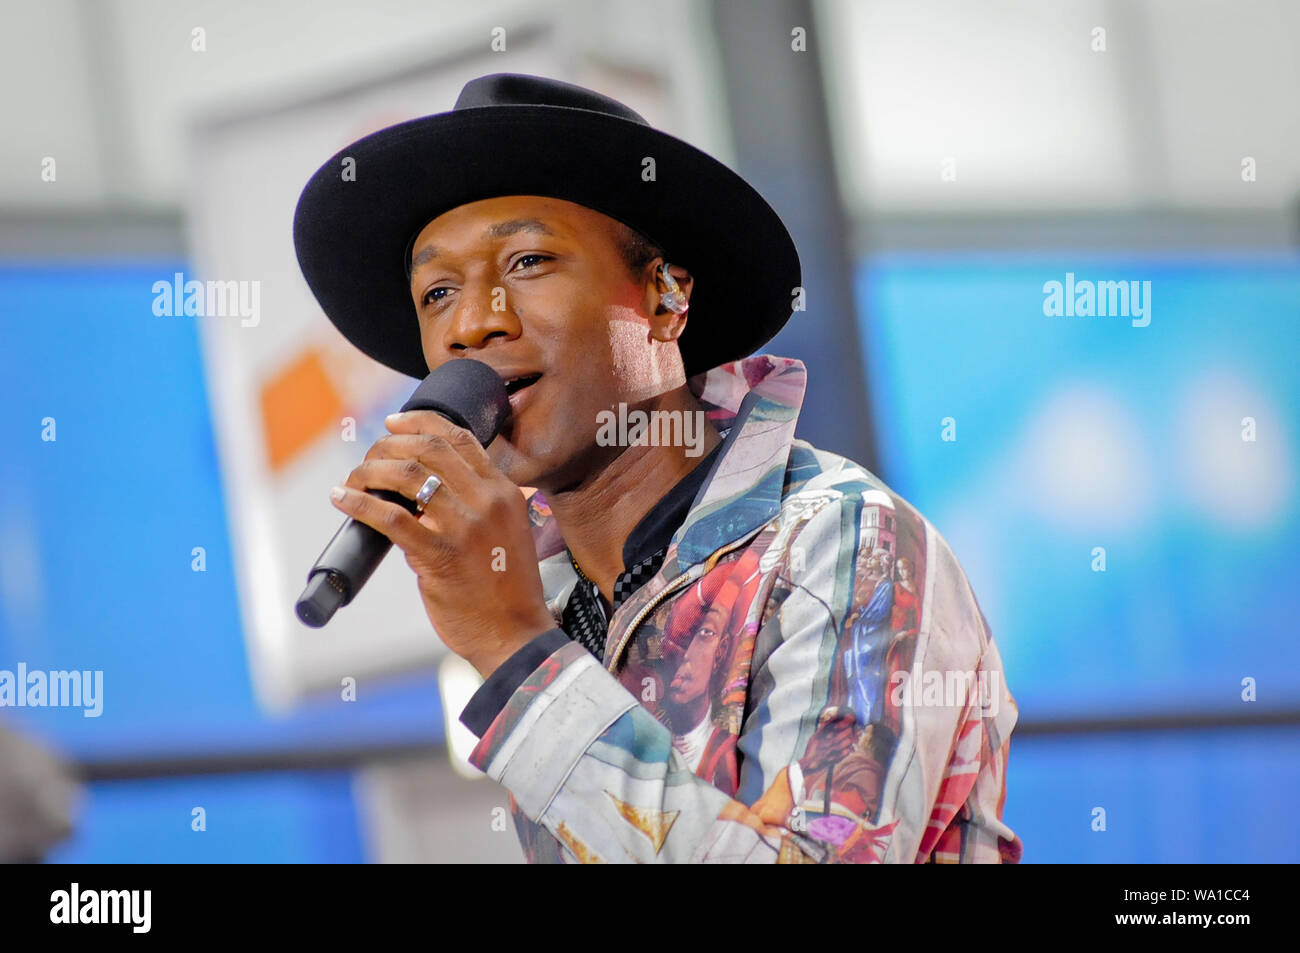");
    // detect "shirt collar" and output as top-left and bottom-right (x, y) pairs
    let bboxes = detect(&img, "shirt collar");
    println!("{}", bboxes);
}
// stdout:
(669, 355), (807, 566)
